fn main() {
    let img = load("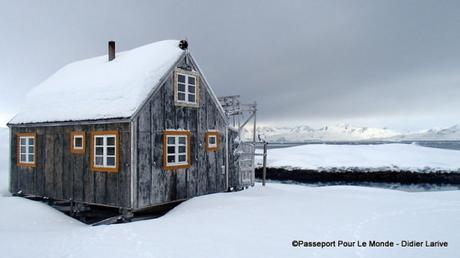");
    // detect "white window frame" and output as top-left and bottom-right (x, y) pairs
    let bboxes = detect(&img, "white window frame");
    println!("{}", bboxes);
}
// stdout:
(93, 134), (117, 169)
(73, 135), (84, 150)
(205, 131), (219, 151)
(18, 135), (35, 165)
(174, 68), (200, 107)
(207, 135), (217, 148)
(166, 135), (189, 166)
